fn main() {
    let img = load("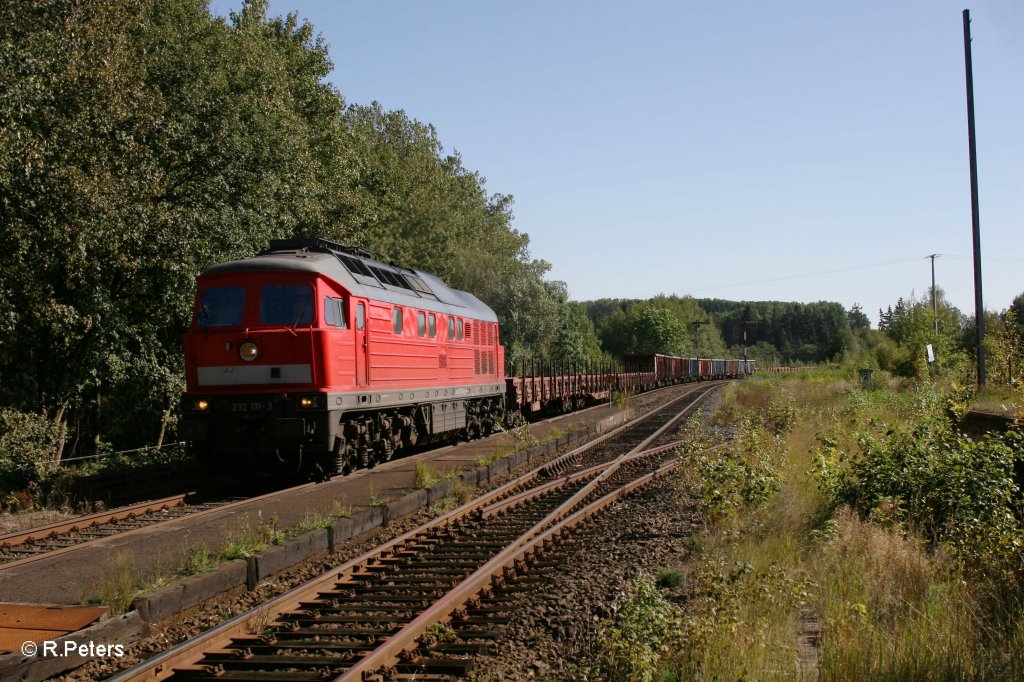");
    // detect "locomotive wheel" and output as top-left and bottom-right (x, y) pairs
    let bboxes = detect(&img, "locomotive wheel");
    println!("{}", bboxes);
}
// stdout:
(377, 439), (394, 464)
(331, 437), (355, 476)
